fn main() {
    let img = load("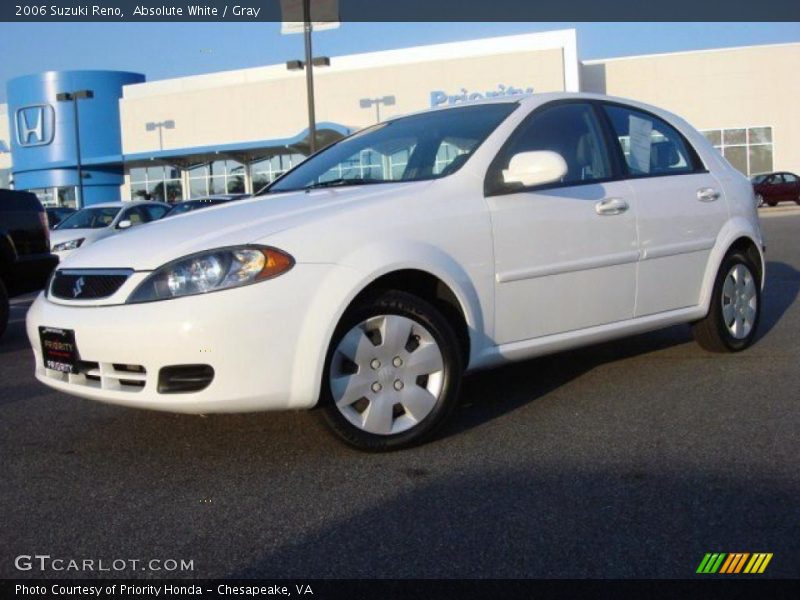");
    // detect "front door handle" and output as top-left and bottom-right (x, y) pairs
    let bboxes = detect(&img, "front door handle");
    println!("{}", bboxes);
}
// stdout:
(697, 187), (721, 202)
(595, 198), (629, 216)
